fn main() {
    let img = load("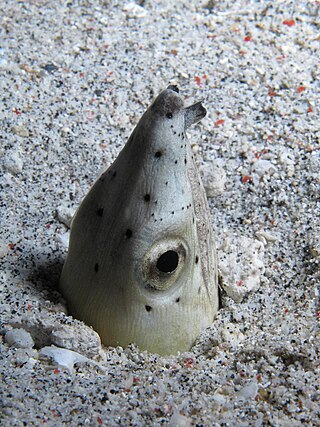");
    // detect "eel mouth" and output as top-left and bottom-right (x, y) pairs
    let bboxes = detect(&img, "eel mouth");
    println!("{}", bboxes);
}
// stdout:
(184, 101), (207, 129)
